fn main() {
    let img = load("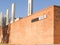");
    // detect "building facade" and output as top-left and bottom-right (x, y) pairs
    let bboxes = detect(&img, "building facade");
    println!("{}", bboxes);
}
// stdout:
(0, 5), (60, 44)
(6, 5), (60, 44)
